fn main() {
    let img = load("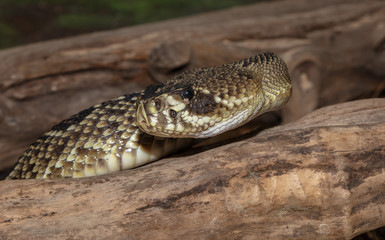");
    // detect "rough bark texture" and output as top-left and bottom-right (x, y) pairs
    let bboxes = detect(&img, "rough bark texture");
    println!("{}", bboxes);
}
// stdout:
(1, 0), (385, 172)
(0, 0), (385, 239)
(1, 98), (384, 240)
